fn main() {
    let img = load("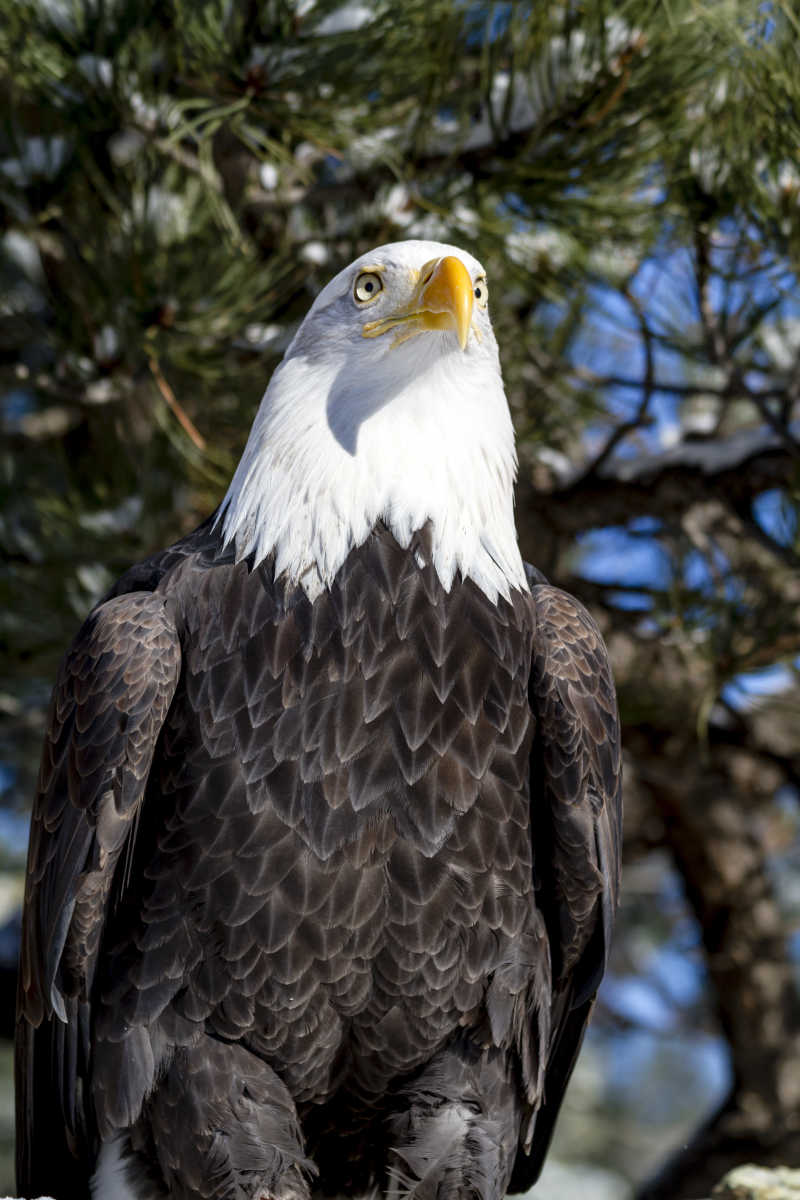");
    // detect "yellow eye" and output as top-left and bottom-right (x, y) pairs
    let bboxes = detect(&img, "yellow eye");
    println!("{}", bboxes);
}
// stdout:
(474, 276), (488, 309)
(354, 271), (383, 303)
